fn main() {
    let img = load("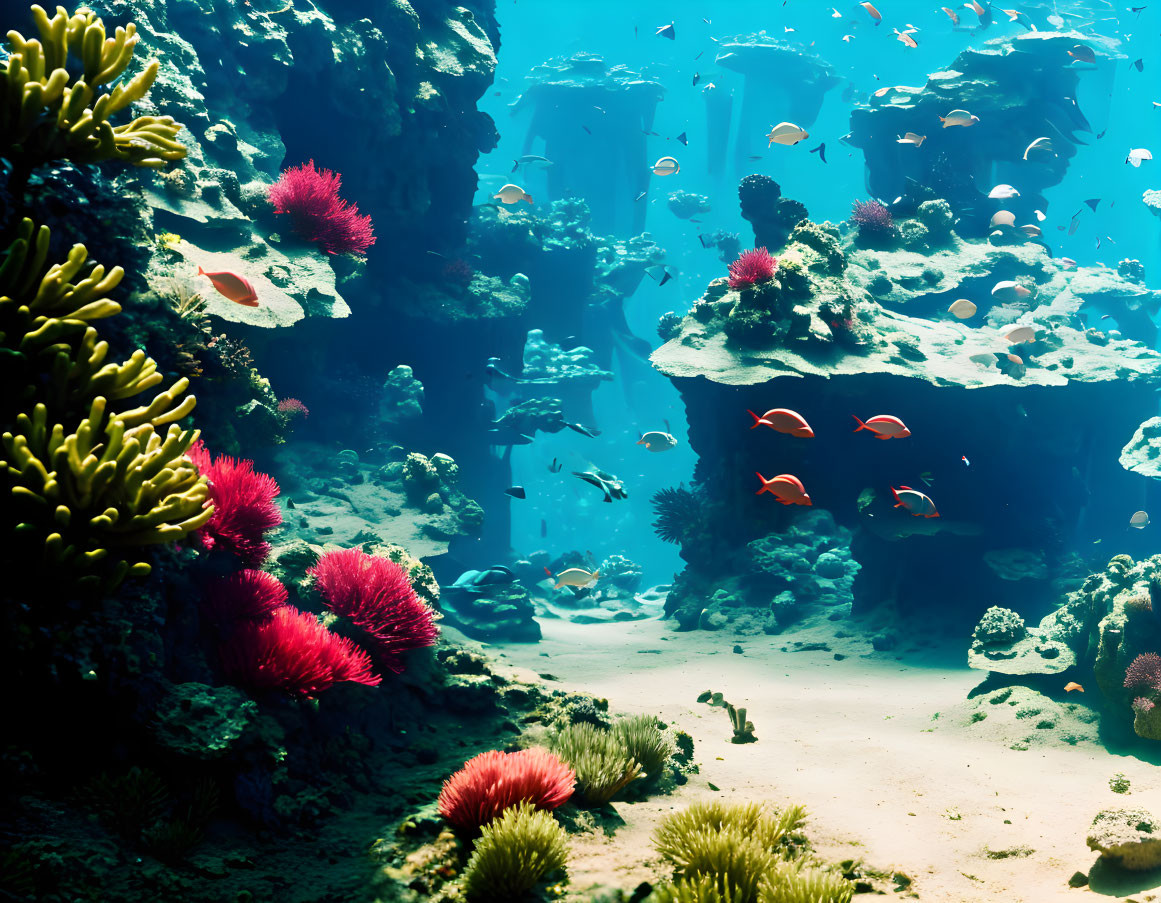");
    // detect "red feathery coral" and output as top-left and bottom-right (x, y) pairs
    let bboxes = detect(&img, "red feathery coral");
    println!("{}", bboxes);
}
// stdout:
(188, 441), (282, 566)
(1133, 696), (1156, 715)
(277, 397), (310, 420)
(203, 569), (287, 626)
(268, 160), (376, 256)
(850, 199), (894, 236)
(437, 748), (575, 830)
(728, 247), (778, 289)
(308, 548), (438, 672)
(219, 606), (381, 698)
(1125, 652), (1161, 692)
